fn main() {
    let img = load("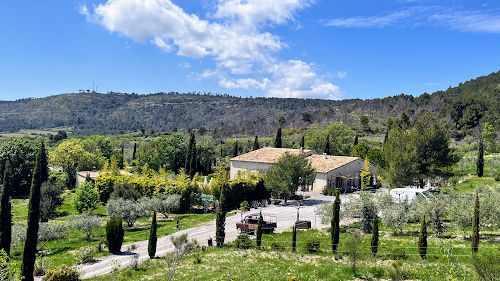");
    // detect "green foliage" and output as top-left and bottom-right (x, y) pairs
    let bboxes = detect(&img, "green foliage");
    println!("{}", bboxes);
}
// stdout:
(49, 139), (104, 173)
(109, 181), (141, 201)
(22, 141), (48, 281)
(477, 138), (484, 177)
(0, 137), (39, 196)
(308, 123), (355, 156)
(495, 172), (500, 181)
(234, 234), (252, 249)
(40, 181), (65, 222)
(324, 134), (330, 155)
(392, 247), (407, 260)
(256, 212), (263, 248)
(69, 214), (102, 239)
(472, 192), (480, 253)
(304, 237), (320, 253)
(471, 249), (500, 281)
(216, 184), (227, 247)
(274, 128), (282, 148)
(351, 143), (384, 167)
(253, 136), (259, 151)
(73, 246), (97, 264)
(148, 211), (157, 259)
(73, 181), (99, 213)
(42, 265), (80, 281)
(264, 152), (316, 202)
(371, 216), (379, 256)
(345, 230), (363, 277)
(331, 194), (340, 254)
(106, 218), (124, 254)
(360, 158), (373, 188)
(0, 161), (12, 255)
(186, 133), (197, 178)
(482, 122), (497, 152)
(0, 249), (20, 280)
(291, 225), (297, 252)
(418, 216), (427, 259)
(360, 192), (376, 233)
